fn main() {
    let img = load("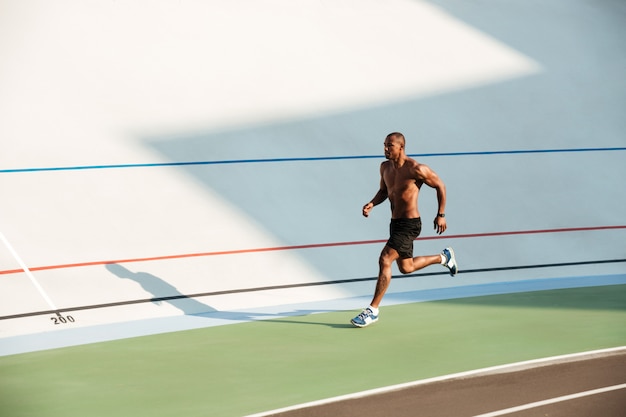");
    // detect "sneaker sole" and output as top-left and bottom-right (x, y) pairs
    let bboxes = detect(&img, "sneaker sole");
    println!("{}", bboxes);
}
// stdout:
(350, 318), (378, 328)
